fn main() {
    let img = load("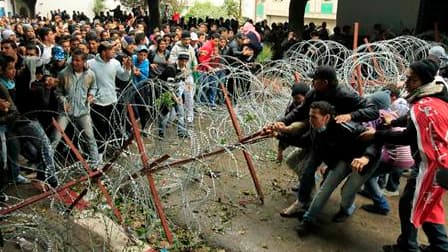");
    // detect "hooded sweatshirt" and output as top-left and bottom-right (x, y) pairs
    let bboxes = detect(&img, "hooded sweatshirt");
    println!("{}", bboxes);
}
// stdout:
(87, 55), (130, 106)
